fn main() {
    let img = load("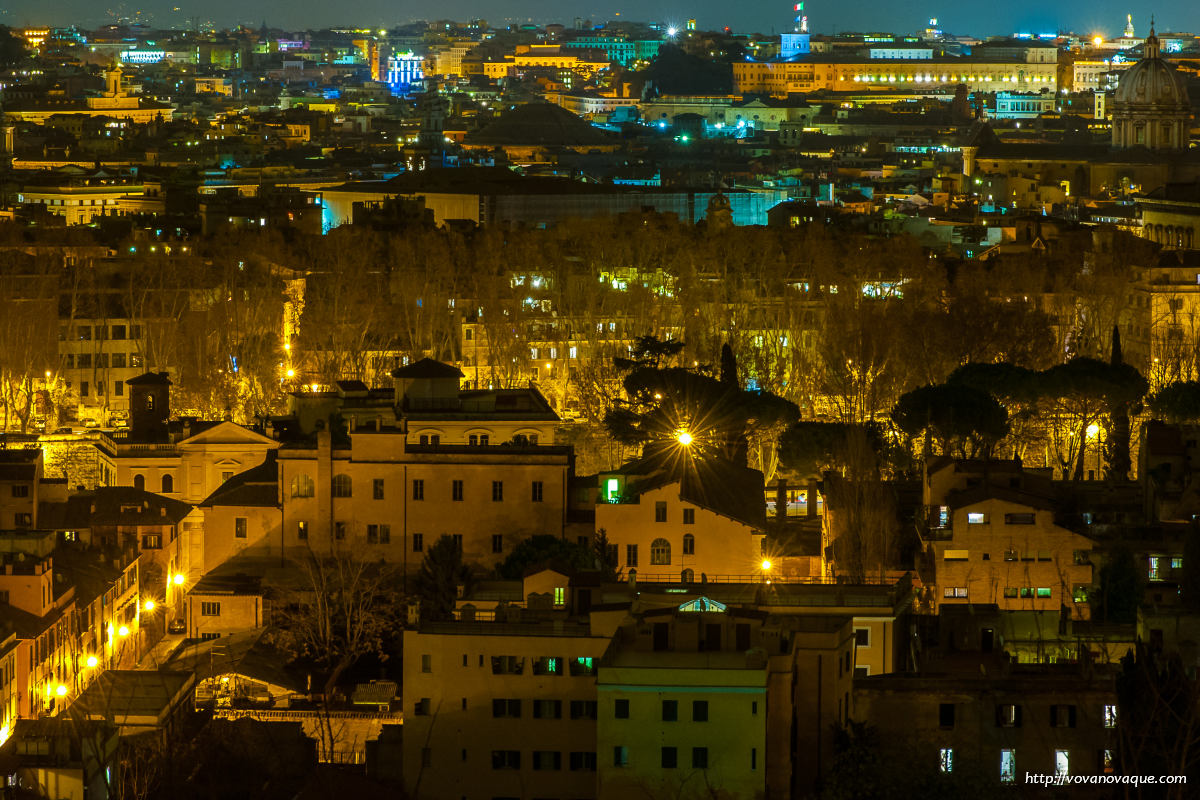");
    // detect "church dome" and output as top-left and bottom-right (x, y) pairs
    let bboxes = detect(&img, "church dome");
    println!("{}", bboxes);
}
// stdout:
(1113, 32), (1189, 109)
(1111, 25), (1193, 151)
